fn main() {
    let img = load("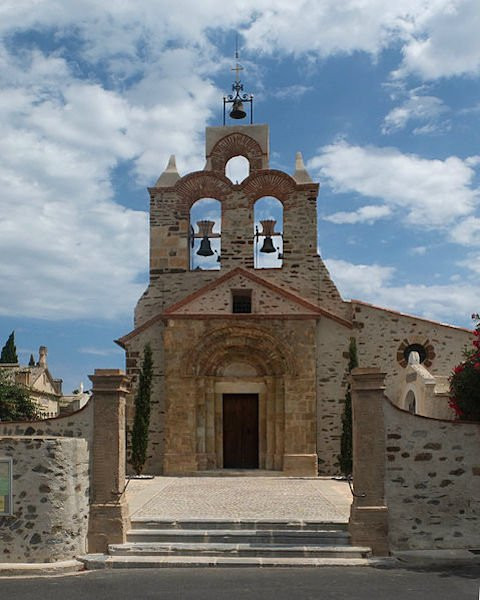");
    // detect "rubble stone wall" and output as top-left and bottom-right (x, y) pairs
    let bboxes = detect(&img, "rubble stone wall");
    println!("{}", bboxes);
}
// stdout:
(0, 436), (89, 562)
(0, 400), (92, 442)
(384, 400), (480, 550)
